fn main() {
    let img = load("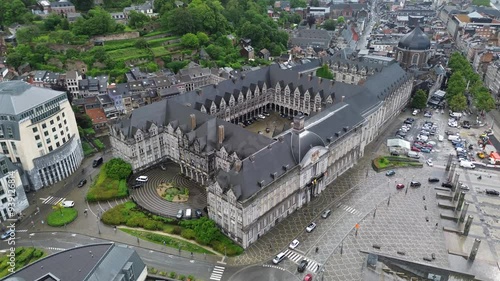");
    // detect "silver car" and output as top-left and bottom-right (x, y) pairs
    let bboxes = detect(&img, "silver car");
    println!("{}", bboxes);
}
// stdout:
(306, 222), (317, 233)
